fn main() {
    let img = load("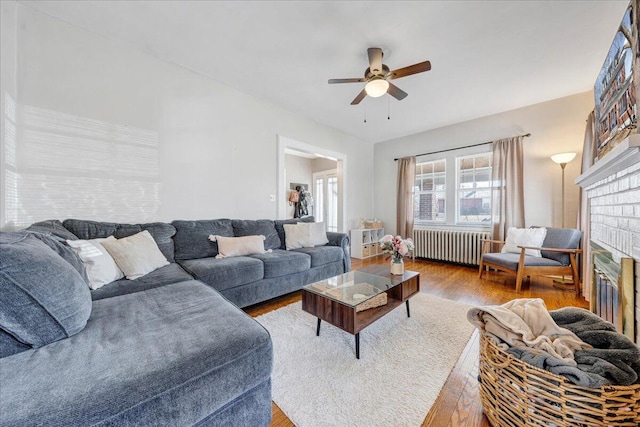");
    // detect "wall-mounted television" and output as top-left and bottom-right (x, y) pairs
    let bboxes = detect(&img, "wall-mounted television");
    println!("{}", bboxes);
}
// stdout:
(594, 0), (638, 159)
